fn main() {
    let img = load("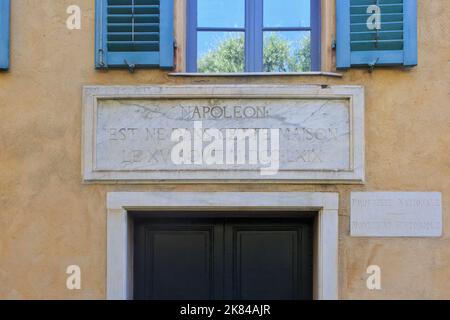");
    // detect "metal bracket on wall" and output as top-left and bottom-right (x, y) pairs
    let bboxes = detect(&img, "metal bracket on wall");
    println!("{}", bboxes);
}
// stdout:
(368, 57), (380, 73)
(124, 59), (136, 73)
